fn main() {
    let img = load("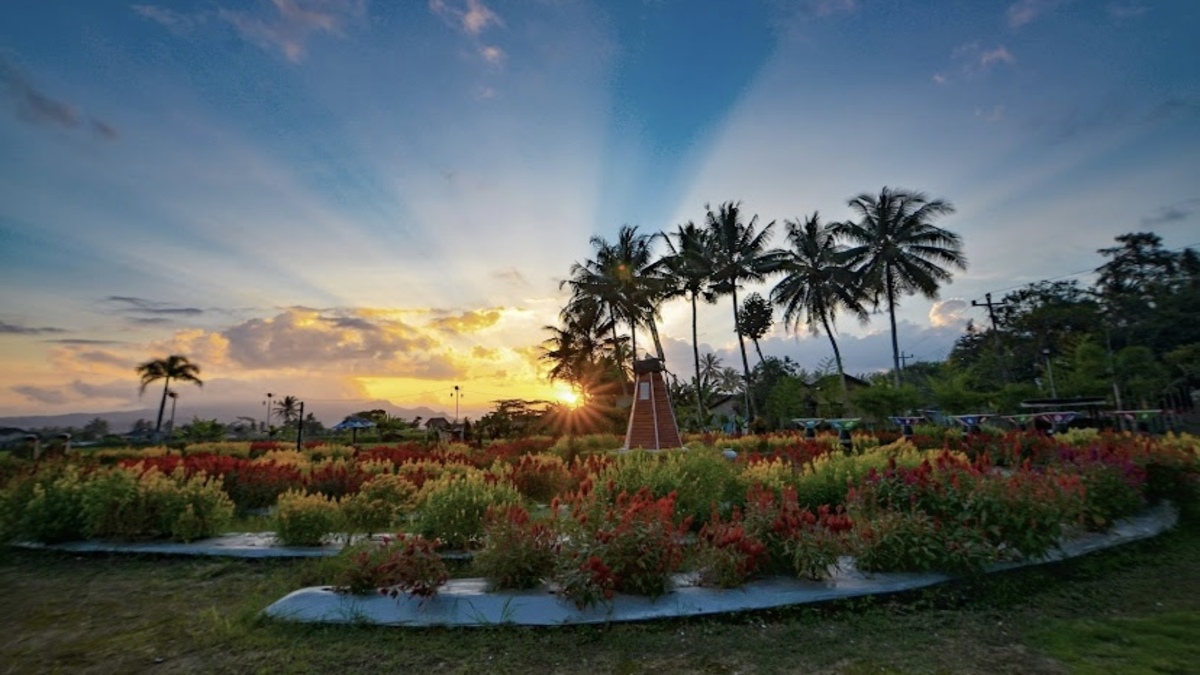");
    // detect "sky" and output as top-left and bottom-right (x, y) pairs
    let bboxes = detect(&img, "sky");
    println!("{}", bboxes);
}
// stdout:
(1, 0), (1198, 423)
